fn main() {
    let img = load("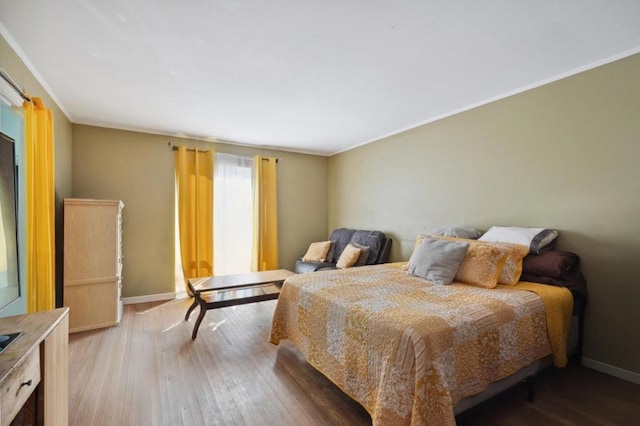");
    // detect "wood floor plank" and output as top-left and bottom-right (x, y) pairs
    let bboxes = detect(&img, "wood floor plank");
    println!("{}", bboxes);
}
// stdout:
(68, 298), (640, 426)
